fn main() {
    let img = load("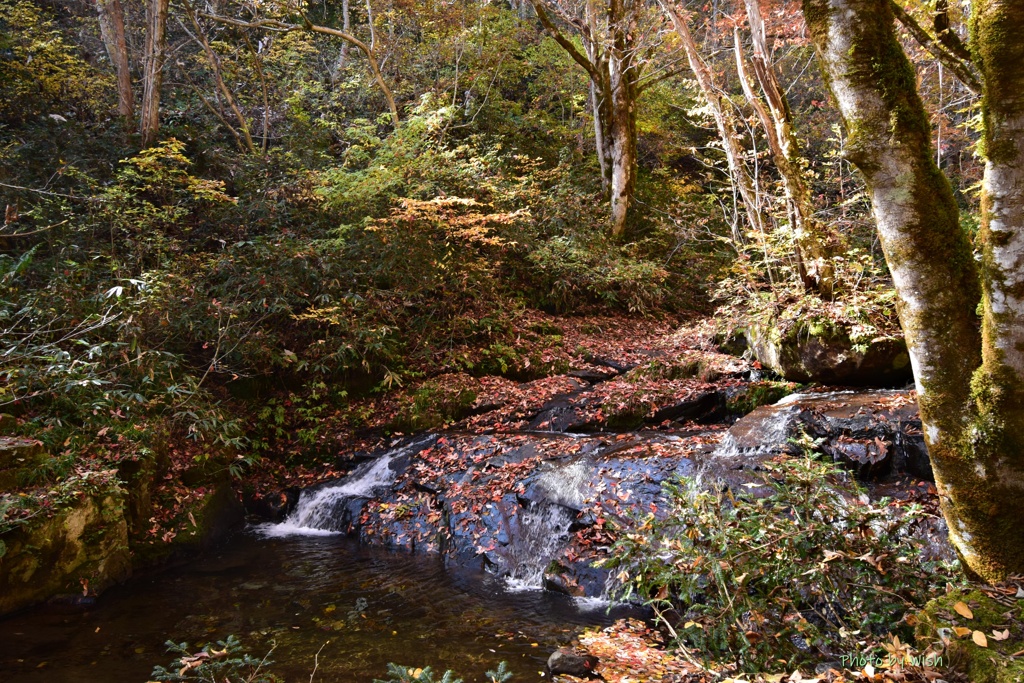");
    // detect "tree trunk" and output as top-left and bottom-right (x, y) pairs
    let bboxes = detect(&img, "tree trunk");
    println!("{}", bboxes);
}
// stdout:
(331, 0), (351, 84)
(590, 82), (611, 196)
(967, 0), (1024, 579)
(607, 49), (636, 240)
(183, 2), (256, 153)
(96, 0), (134, 125)
(527, 0), (640, 239)
(739, 1), (837, 294)
(665, 2), (759, 244)
(803, 0), (1024, 580)
(140, 0), (169, 146)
